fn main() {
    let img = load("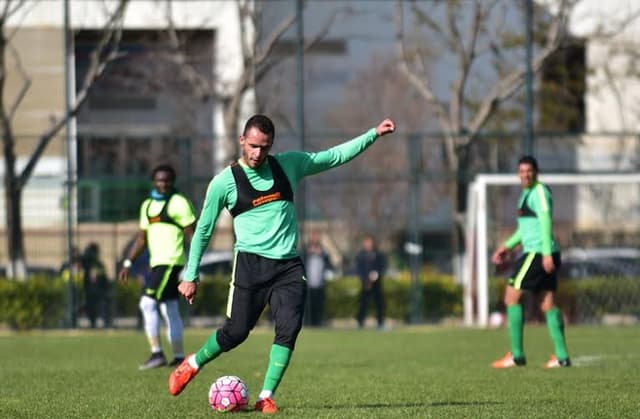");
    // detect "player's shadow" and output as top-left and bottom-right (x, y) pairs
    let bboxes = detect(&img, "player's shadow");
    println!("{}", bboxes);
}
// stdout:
(320, 400), (502, 409)
(230, 401), (503, 415)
